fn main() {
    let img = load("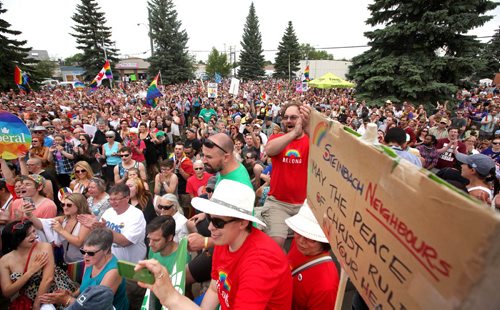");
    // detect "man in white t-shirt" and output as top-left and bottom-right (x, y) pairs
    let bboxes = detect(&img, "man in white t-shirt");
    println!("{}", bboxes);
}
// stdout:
(95, 183), (147, 310)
